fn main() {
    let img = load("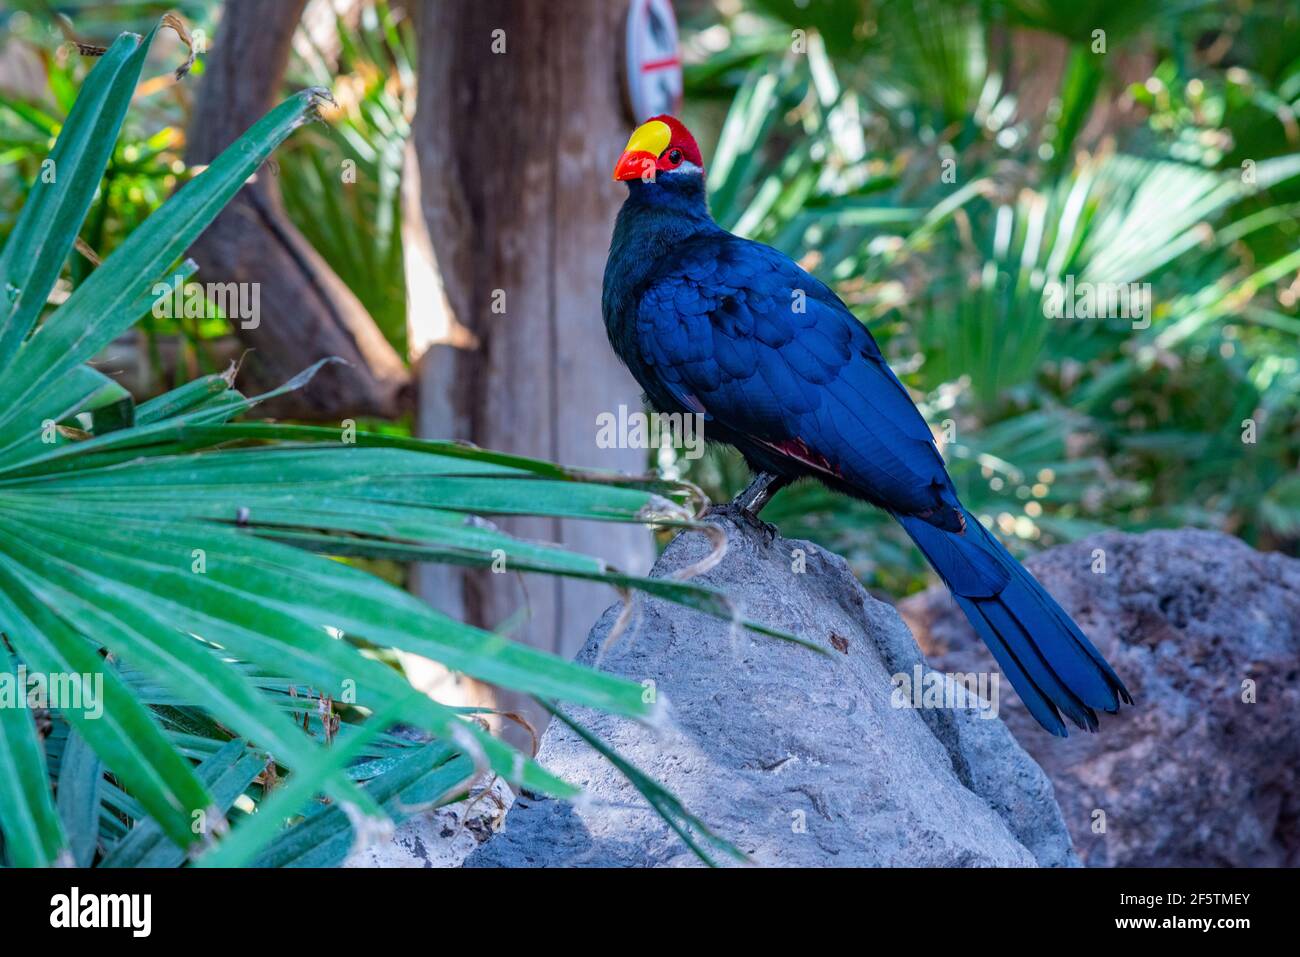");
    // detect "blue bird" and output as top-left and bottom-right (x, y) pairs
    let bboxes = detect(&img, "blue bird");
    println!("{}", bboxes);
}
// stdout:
(602, 116), (1131, 736)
